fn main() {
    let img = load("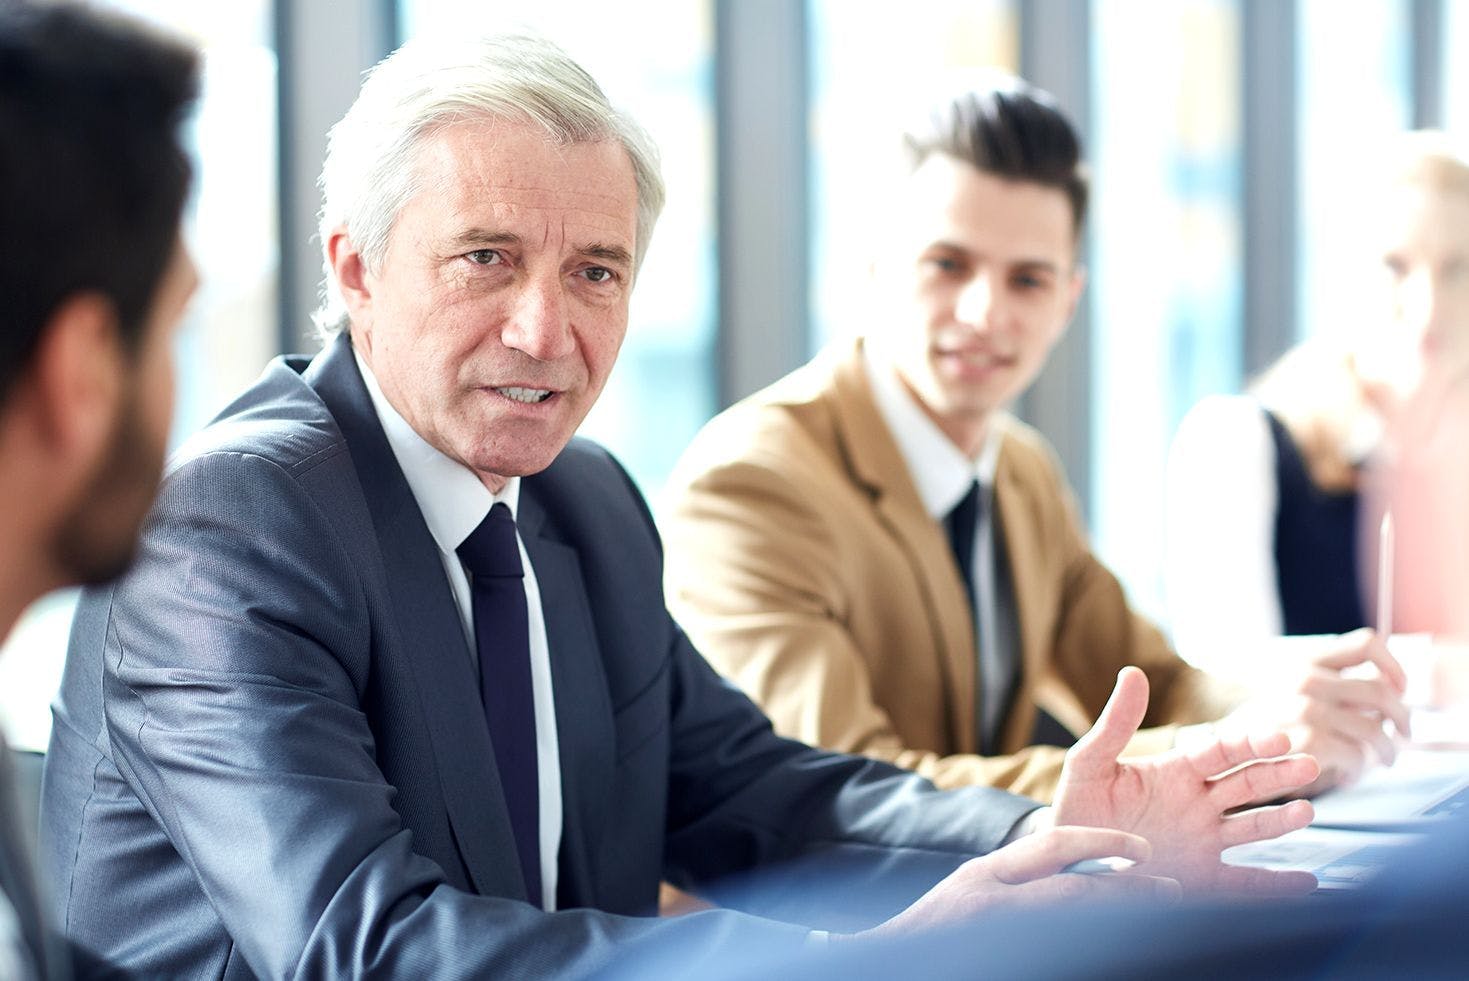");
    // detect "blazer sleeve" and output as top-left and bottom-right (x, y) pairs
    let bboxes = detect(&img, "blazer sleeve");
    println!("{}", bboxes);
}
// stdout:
(94, 449), (824, 979)
(661, 449), (1073, 799)
(658, 618), (1043, 930)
